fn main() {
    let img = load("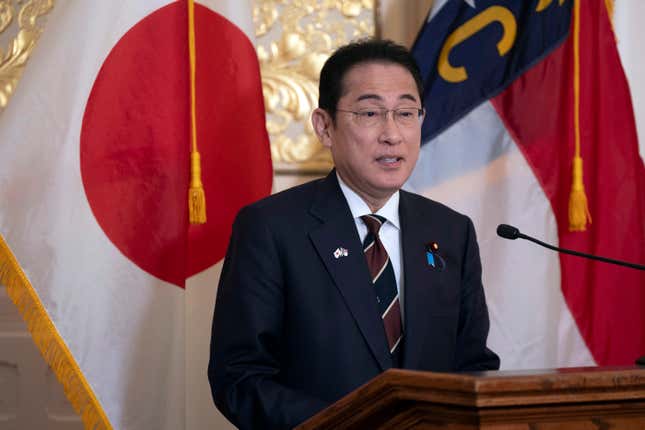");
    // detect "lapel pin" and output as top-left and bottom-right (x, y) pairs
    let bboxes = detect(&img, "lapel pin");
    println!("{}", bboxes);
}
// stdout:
(425, 241), (445, 271)
(333, 247), (349, 259)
